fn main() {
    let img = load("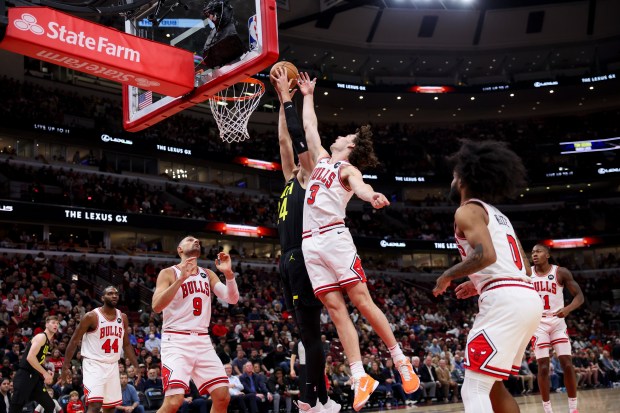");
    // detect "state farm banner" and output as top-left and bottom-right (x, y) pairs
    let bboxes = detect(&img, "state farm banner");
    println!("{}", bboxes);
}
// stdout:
(0, 7), (194, 96)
